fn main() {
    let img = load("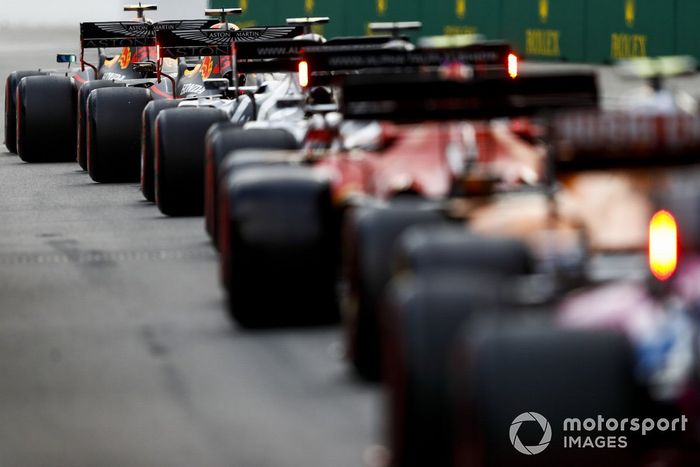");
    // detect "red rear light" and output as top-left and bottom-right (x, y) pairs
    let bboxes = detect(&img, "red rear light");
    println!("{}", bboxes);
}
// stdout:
(649, 209), (678, 281)
(508, 53), (519, 79)
(298, 60), (309, 88)
(156, 44), (161, 62)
